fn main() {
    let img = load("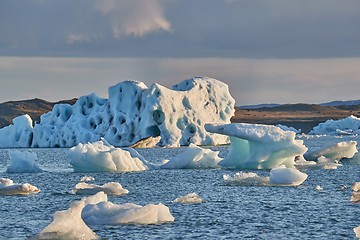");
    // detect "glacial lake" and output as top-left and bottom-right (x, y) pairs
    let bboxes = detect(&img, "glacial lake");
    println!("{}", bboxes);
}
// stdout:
(0, 135), (359, 239)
